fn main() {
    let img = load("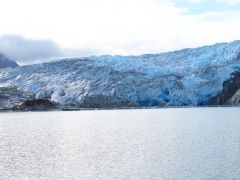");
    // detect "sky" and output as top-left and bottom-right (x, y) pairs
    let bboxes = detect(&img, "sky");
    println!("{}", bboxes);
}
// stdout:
(0, 0), (240, 64)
